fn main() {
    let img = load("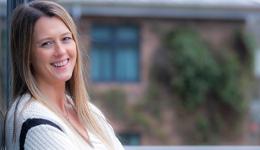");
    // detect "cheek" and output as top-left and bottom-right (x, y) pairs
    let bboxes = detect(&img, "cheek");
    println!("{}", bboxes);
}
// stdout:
(74, 49), (77, 60)
(71, 43), (77, 56)
(31, 51), (50, 70)
(71, 48), (77, 71)
(70, 44), (77, 61)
